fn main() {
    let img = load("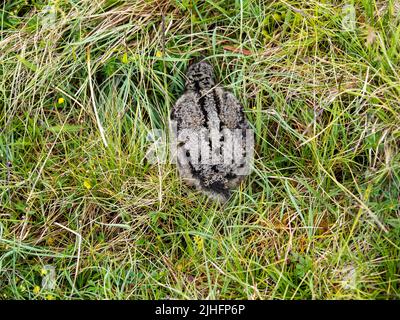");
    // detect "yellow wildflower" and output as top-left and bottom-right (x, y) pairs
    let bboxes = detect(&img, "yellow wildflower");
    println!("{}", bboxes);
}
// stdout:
(58, 97), (65, 104)
(83, 180), (92, 190)
(121, 52), (128, 64)
(193, 235), (204, 251)
(46, 237), (55, 246)
(33, 286), (40, 294)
